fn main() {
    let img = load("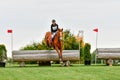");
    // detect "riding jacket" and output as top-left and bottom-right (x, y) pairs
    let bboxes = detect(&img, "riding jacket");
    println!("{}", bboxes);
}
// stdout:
(51, 24), (59, 33)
